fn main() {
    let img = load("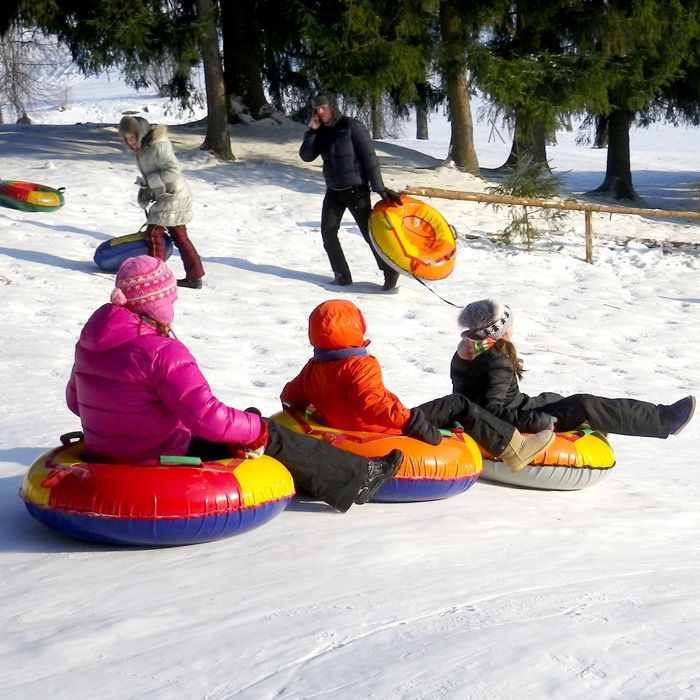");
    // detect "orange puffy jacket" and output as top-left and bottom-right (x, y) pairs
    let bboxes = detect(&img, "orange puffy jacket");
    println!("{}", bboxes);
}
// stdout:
(280, 300), (411, 433)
